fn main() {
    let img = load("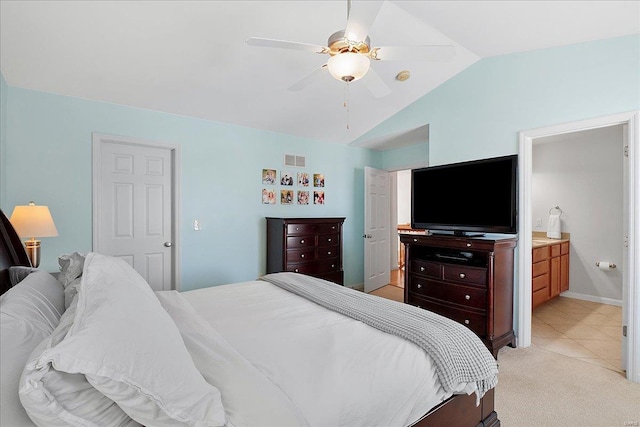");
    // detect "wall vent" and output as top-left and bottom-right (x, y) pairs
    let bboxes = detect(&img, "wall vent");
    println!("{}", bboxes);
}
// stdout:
(284, 154), (306, 168)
